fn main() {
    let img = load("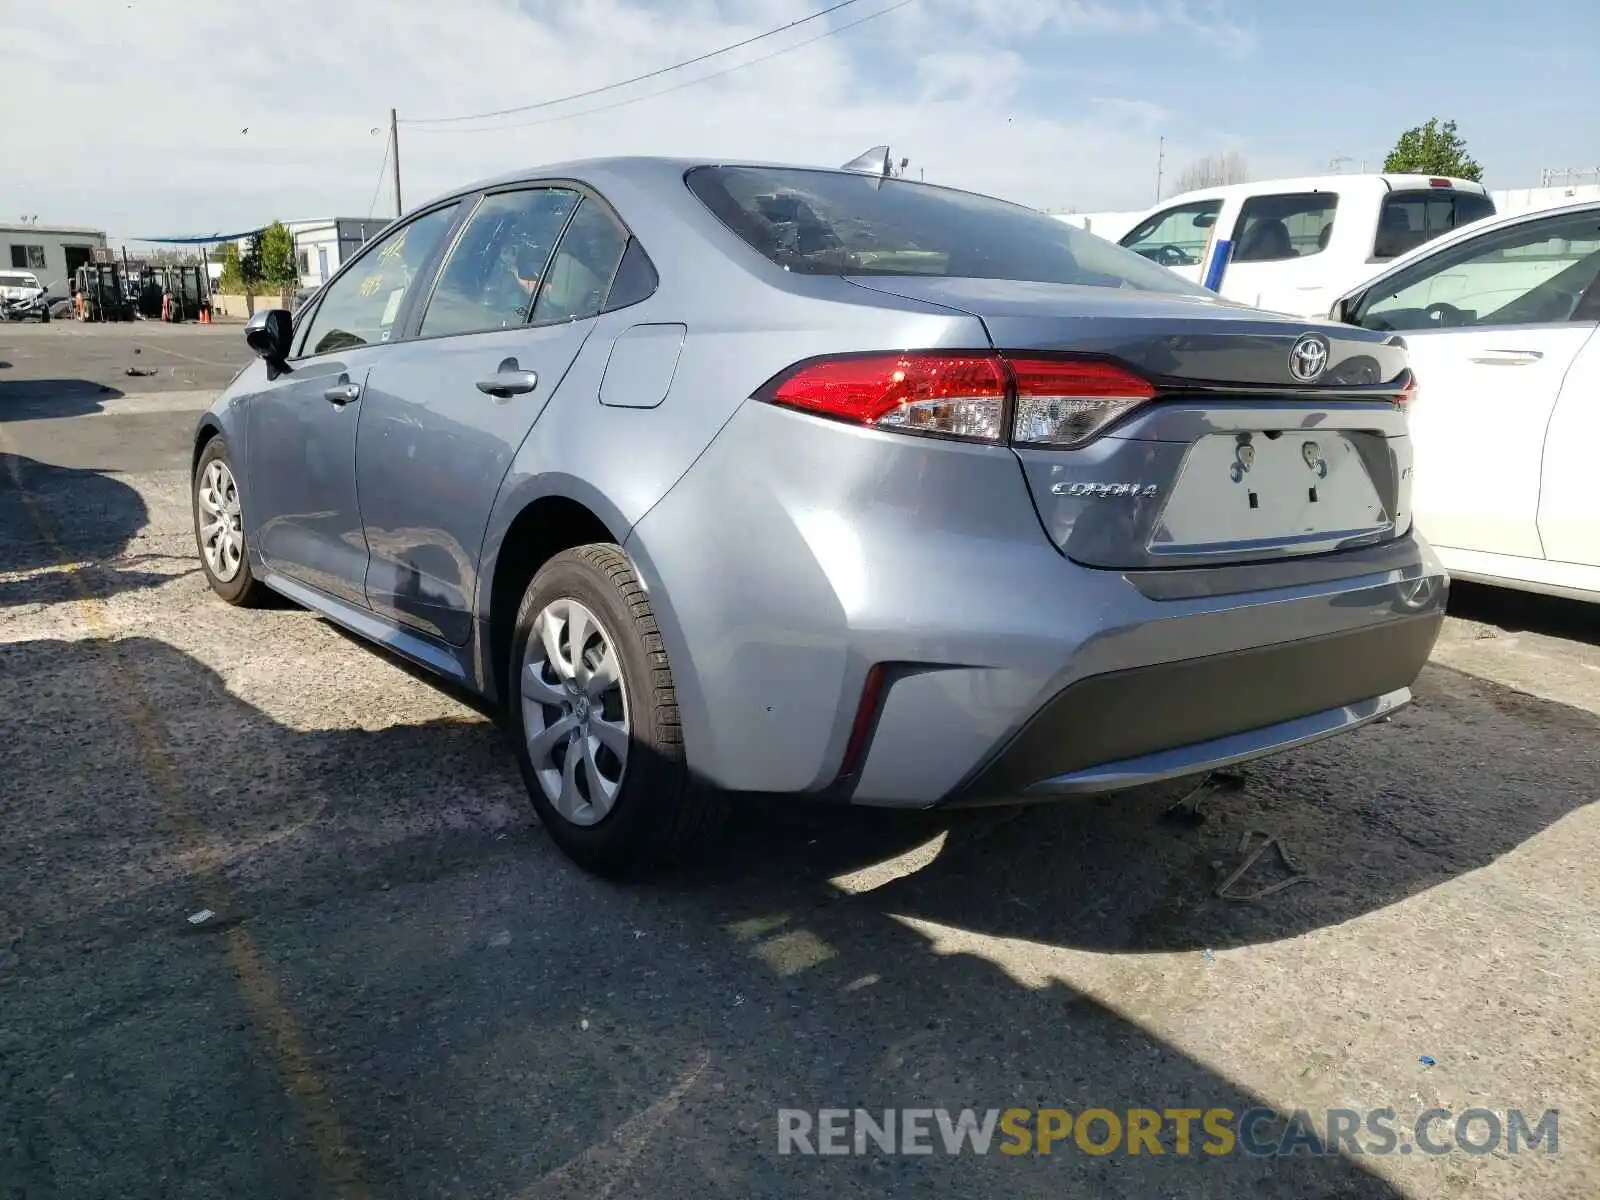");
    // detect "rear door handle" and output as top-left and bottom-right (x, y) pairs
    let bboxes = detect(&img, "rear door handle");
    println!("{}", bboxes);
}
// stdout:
(1469, 349), (1543, 365)
(476, 372), (537, 396)
(323, 380), (361, 405)
(476, 358), (539, 397)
